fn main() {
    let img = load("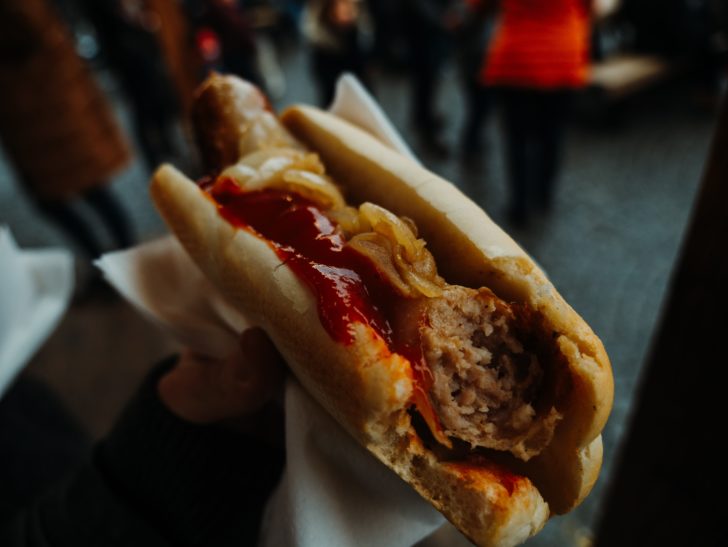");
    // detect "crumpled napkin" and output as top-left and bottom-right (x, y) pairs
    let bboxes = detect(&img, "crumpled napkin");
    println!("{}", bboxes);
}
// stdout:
(96, 75), (450, 547)
(0, 226), (74, 399)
